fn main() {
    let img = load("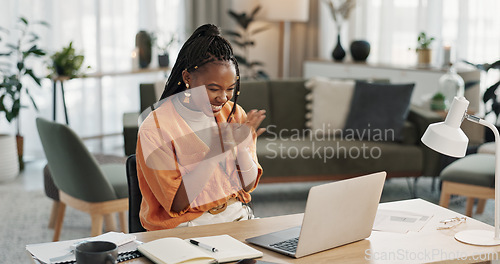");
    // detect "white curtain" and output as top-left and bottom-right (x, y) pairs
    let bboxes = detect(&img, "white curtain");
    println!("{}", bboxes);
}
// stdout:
(0, 0), (184, 158)
(290, 0), (320, 77)
(185, 0), (234, 34)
